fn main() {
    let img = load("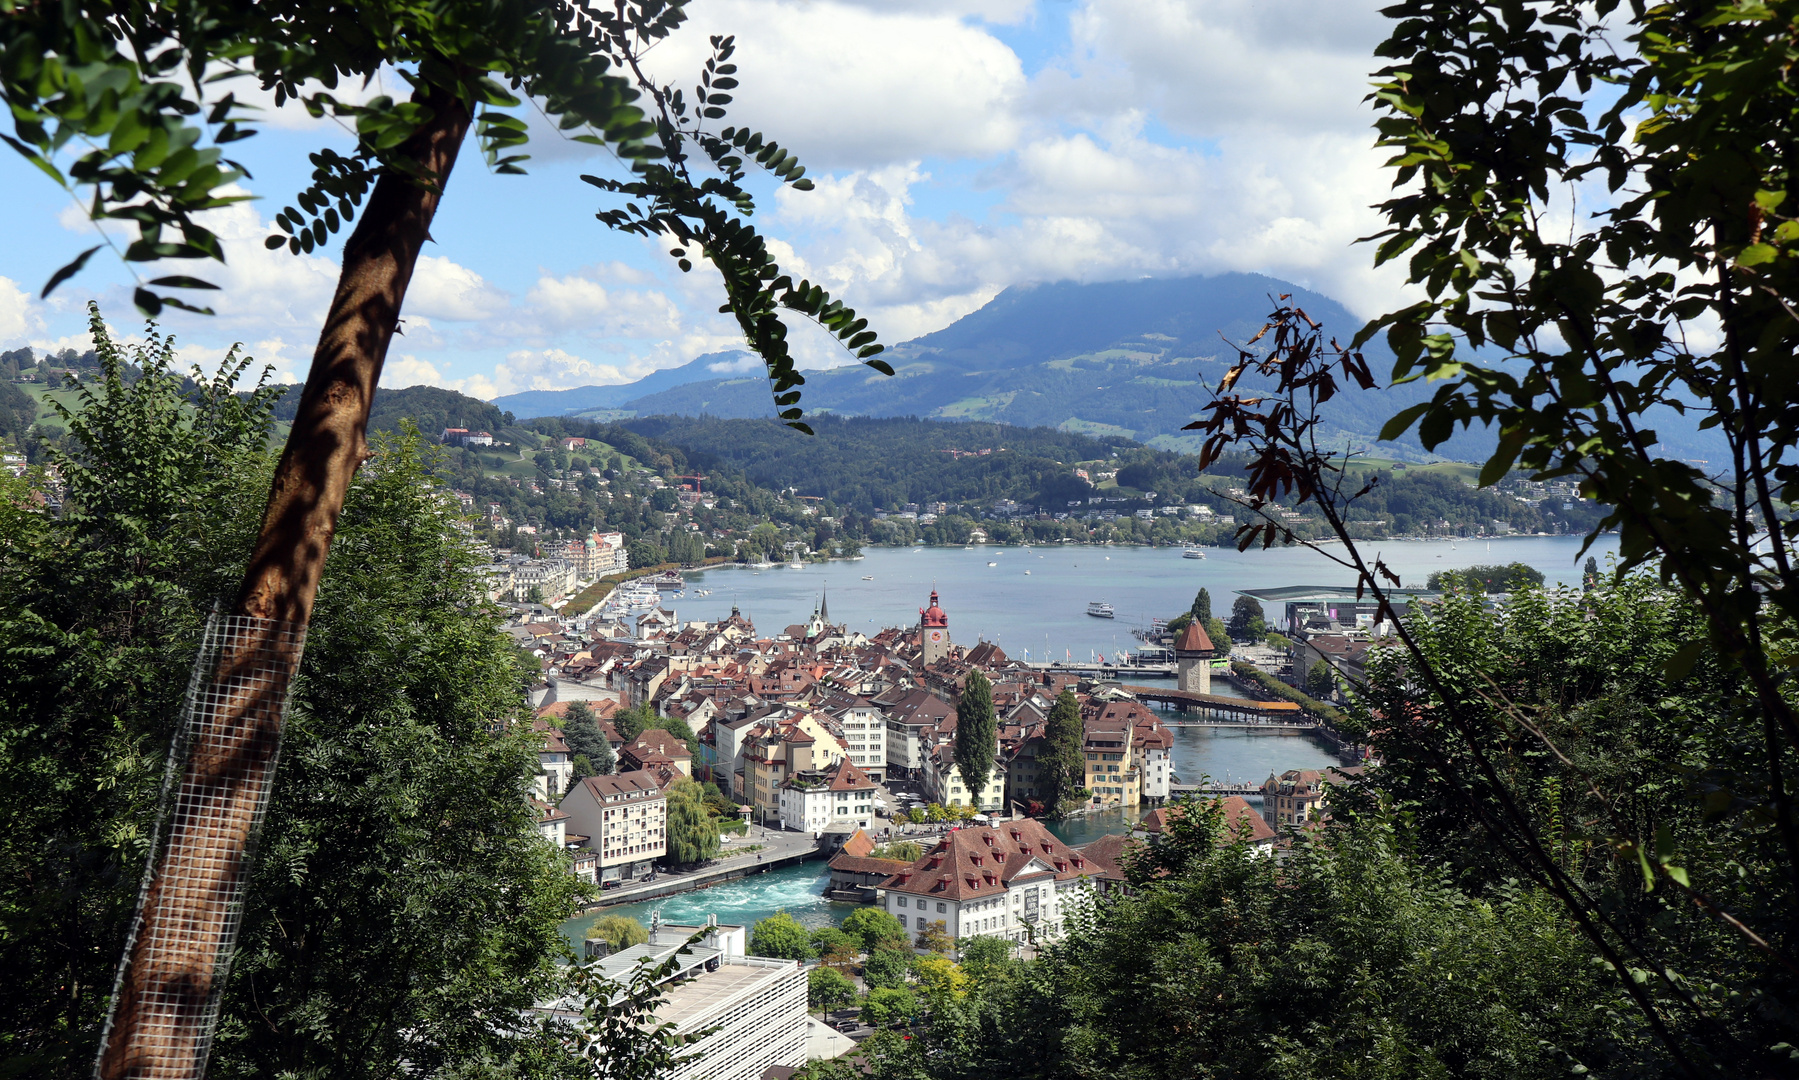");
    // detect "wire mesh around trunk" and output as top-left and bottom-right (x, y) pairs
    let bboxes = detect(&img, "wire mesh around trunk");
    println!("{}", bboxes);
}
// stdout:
(95, 611), (306, 1080)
